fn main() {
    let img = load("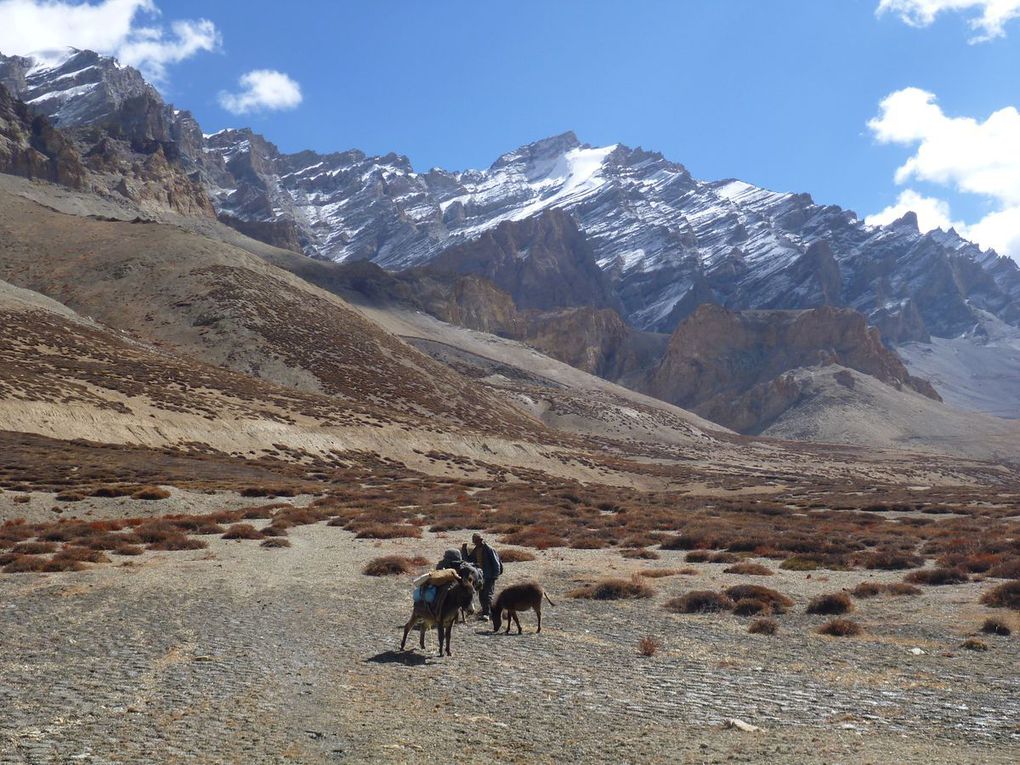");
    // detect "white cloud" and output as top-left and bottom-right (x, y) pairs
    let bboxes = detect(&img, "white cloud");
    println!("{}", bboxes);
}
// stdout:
(0, 0), (219, 81)
(877, 0), (1020, 41)
(868, 88), (1020, 261)
(866, 189), (964, 232)
(218, 70), (303, 115)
